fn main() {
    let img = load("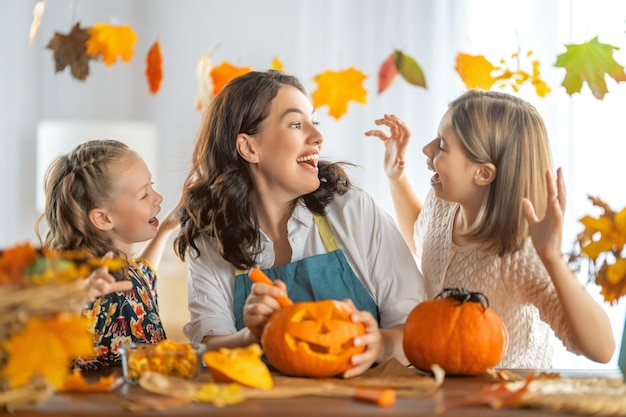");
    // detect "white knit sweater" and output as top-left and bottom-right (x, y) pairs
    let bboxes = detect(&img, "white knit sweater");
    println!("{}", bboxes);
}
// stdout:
(415, 190), (577, 368)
